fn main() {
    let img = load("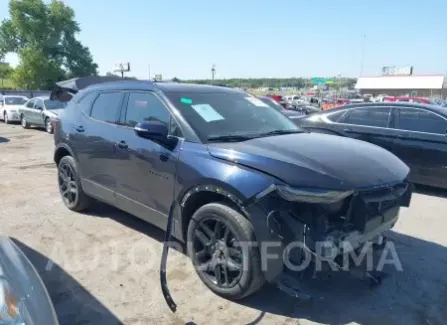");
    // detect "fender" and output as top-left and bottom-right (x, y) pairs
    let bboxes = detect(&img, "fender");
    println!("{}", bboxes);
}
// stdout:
(53, 143), (76, 164)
